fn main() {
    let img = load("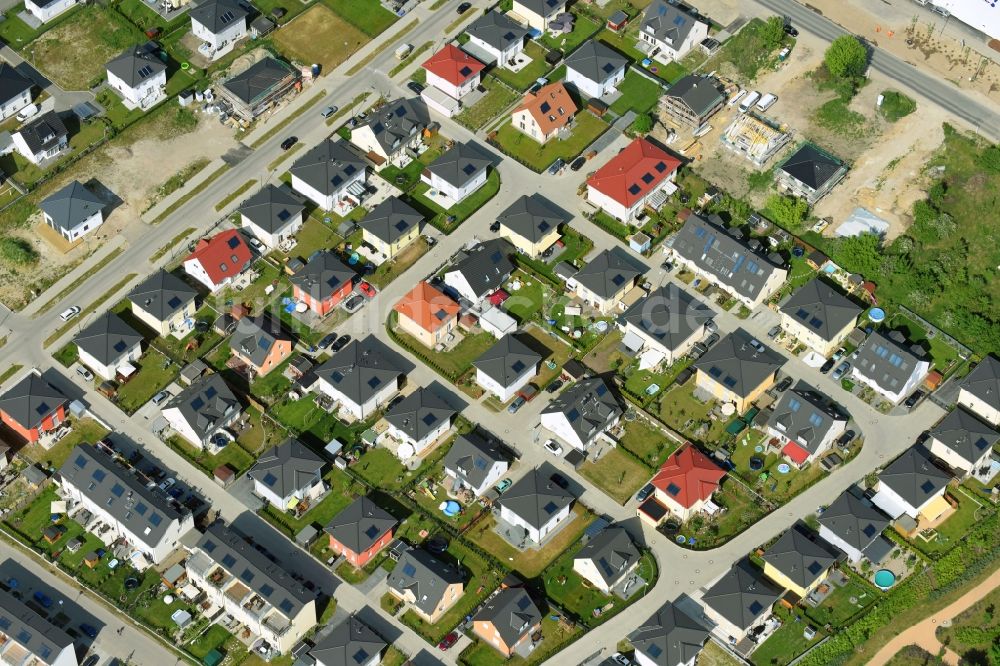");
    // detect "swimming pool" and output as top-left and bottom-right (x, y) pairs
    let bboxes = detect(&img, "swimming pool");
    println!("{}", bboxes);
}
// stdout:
(873, 569), (896, 589)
